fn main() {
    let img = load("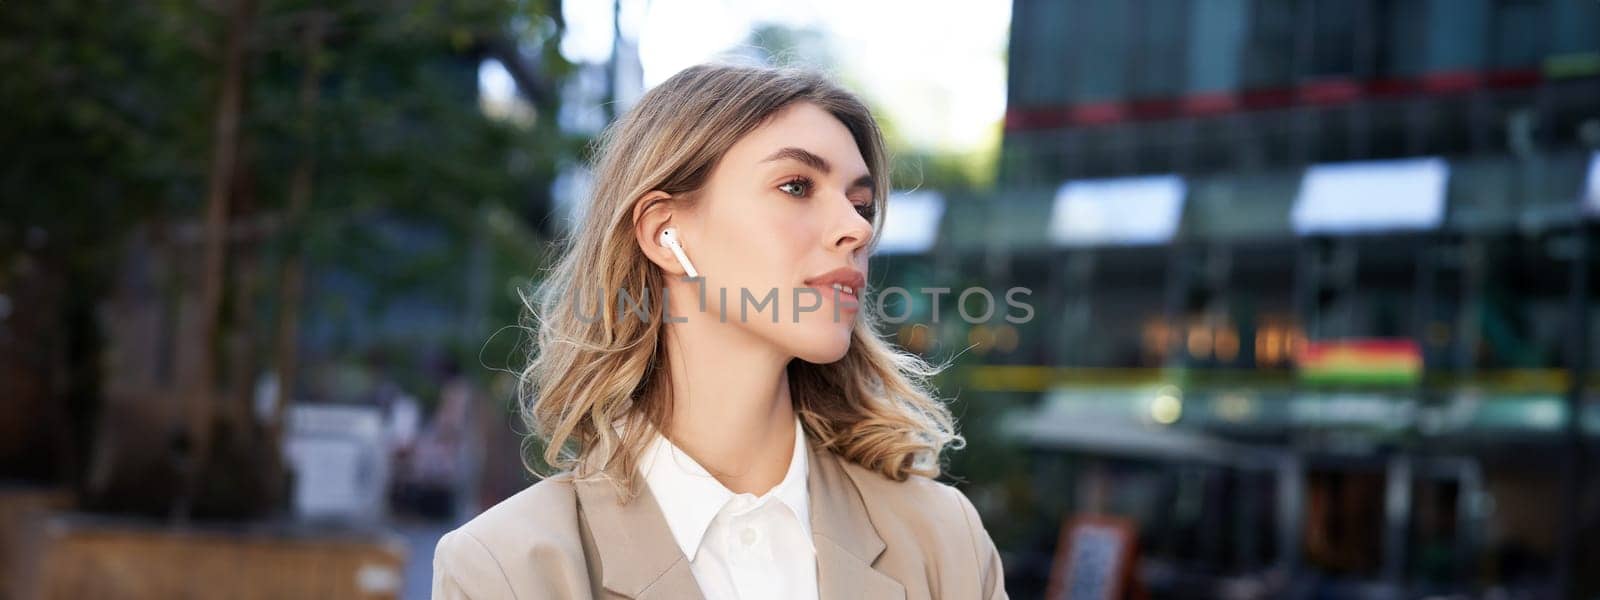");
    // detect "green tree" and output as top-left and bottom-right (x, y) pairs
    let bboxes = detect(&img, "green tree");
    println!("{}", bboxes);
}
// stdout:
(0, 0), (580, 518)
